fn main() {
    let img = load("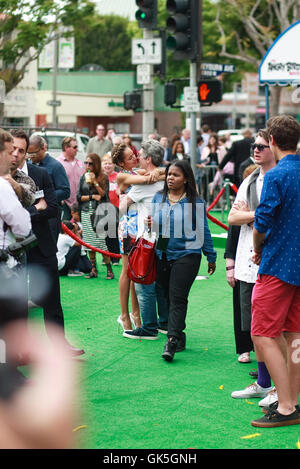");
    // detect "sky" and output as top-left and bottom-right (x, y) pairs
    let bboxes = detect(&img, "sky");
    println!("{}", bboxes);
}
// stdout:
(96, 0), (137, 21)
